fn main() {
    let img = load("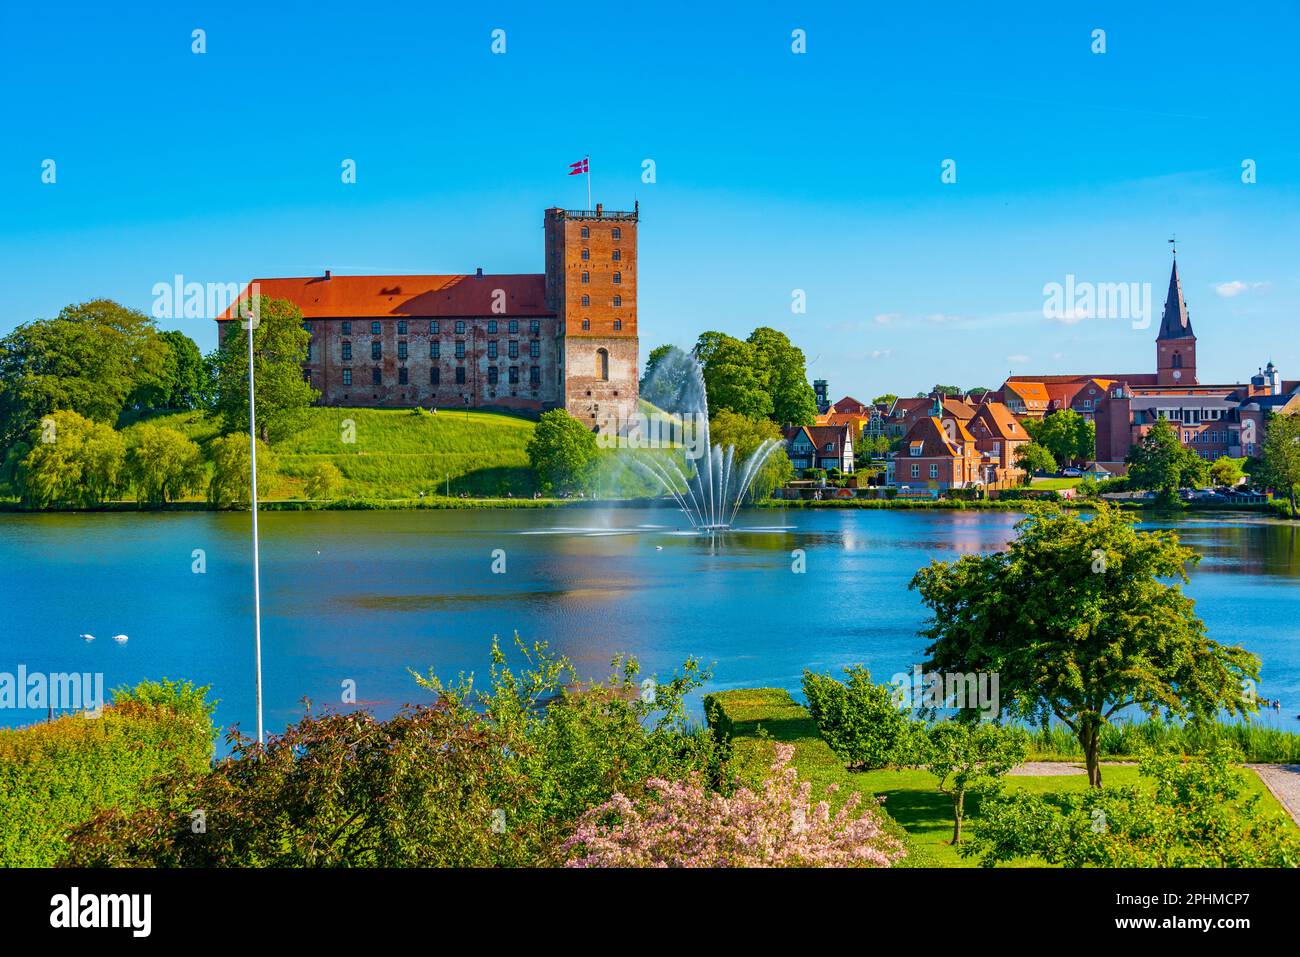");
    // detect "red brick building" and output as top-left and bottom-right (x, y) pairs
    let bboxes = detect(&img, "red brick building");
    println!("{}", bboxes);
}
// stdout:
(217, 204), (640, 432)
